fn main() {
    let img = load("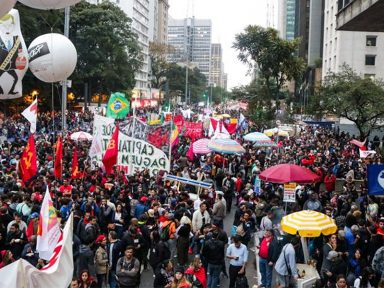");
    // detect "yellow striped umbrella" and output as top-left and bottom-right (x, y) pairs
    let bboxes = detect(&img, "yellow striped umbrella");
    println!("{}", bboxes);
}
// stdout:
(281, 210), (337, 237)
